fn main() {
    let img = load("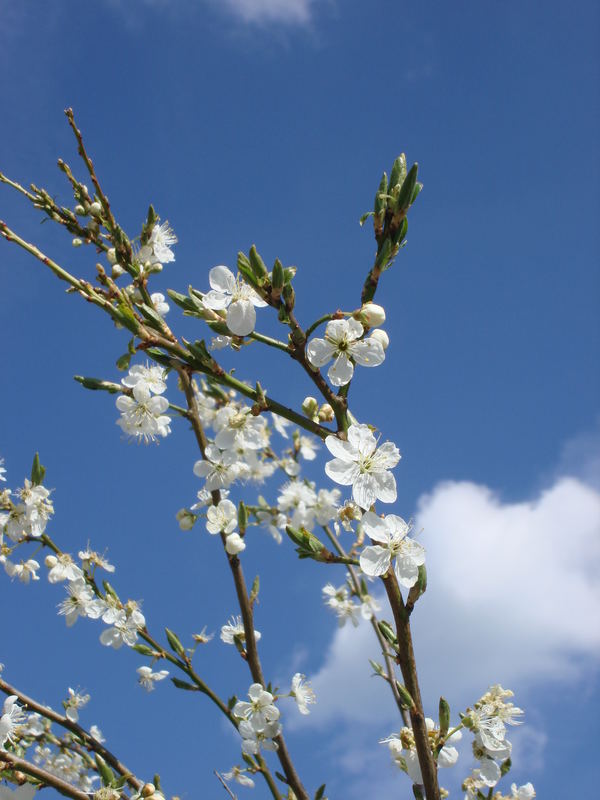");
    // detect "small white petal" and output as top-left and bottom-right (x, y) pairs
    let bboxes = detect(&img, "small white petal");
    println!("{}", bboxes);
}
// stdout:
(359, 545), (391, 576)
(209, 265), (236, 294)
(227, 300), (256, 336)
